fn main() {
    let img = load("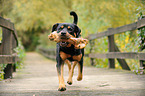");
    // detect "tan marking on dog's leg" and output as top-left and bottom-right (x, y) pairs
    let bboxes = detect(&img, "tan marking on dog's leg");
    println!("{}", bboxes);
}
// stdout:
(77, 63), (83, 81)
(65, 60), (71, 72)
(57, 63), (66, 91)
(67, 61), (77, 85)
